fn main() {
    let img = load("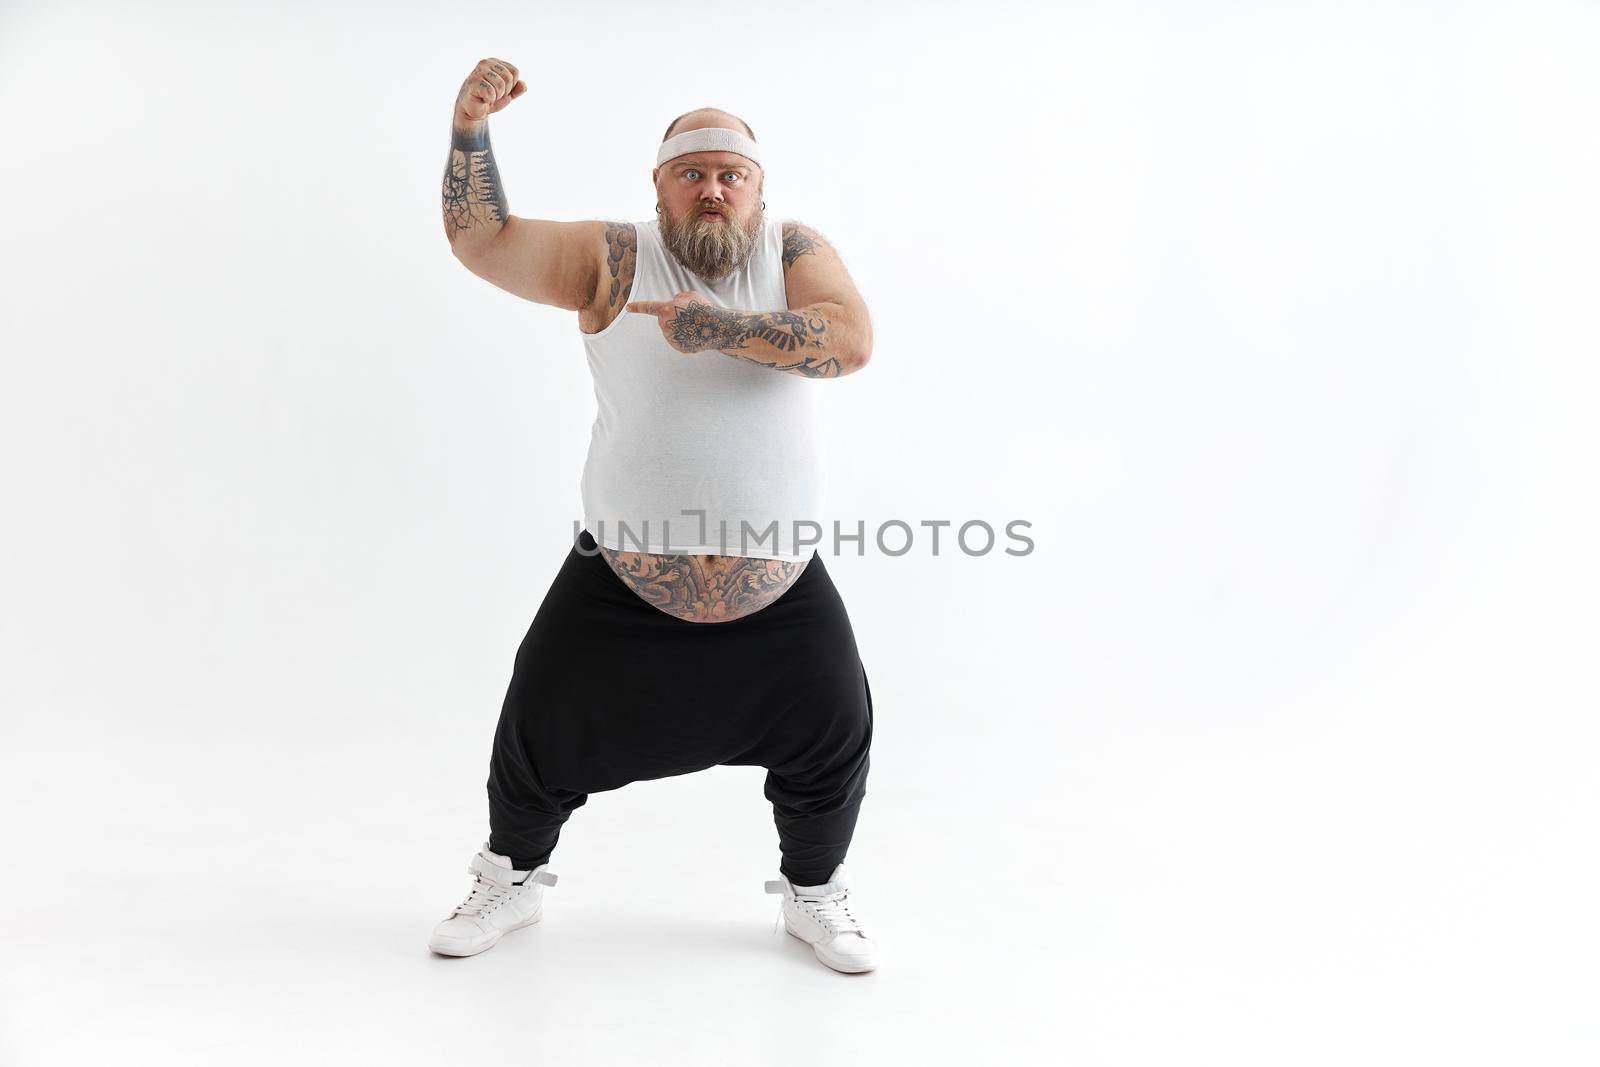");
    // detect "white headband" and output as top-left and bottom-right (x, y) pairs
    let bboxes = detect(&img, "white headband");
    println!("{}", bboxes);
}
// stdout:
(656, 126), (762, 168)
